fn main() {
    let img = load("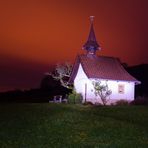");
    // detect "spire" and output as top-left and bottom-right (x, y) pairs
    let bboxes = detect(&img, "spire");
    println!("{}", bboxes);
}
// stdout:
(83, 16), (100, 55)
